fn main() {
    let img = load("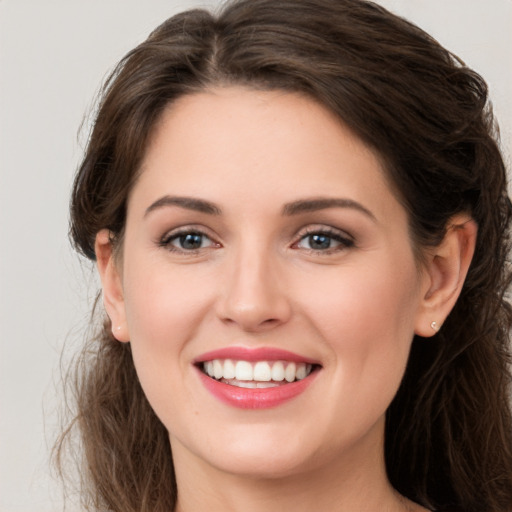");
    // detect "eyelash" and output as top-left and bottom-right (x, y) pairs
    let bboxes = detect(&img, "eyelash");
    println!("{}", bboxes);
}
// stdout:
(293, 227), (355, 254)
(158, 228), (219, 254)
(158, 226), (354, 255)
